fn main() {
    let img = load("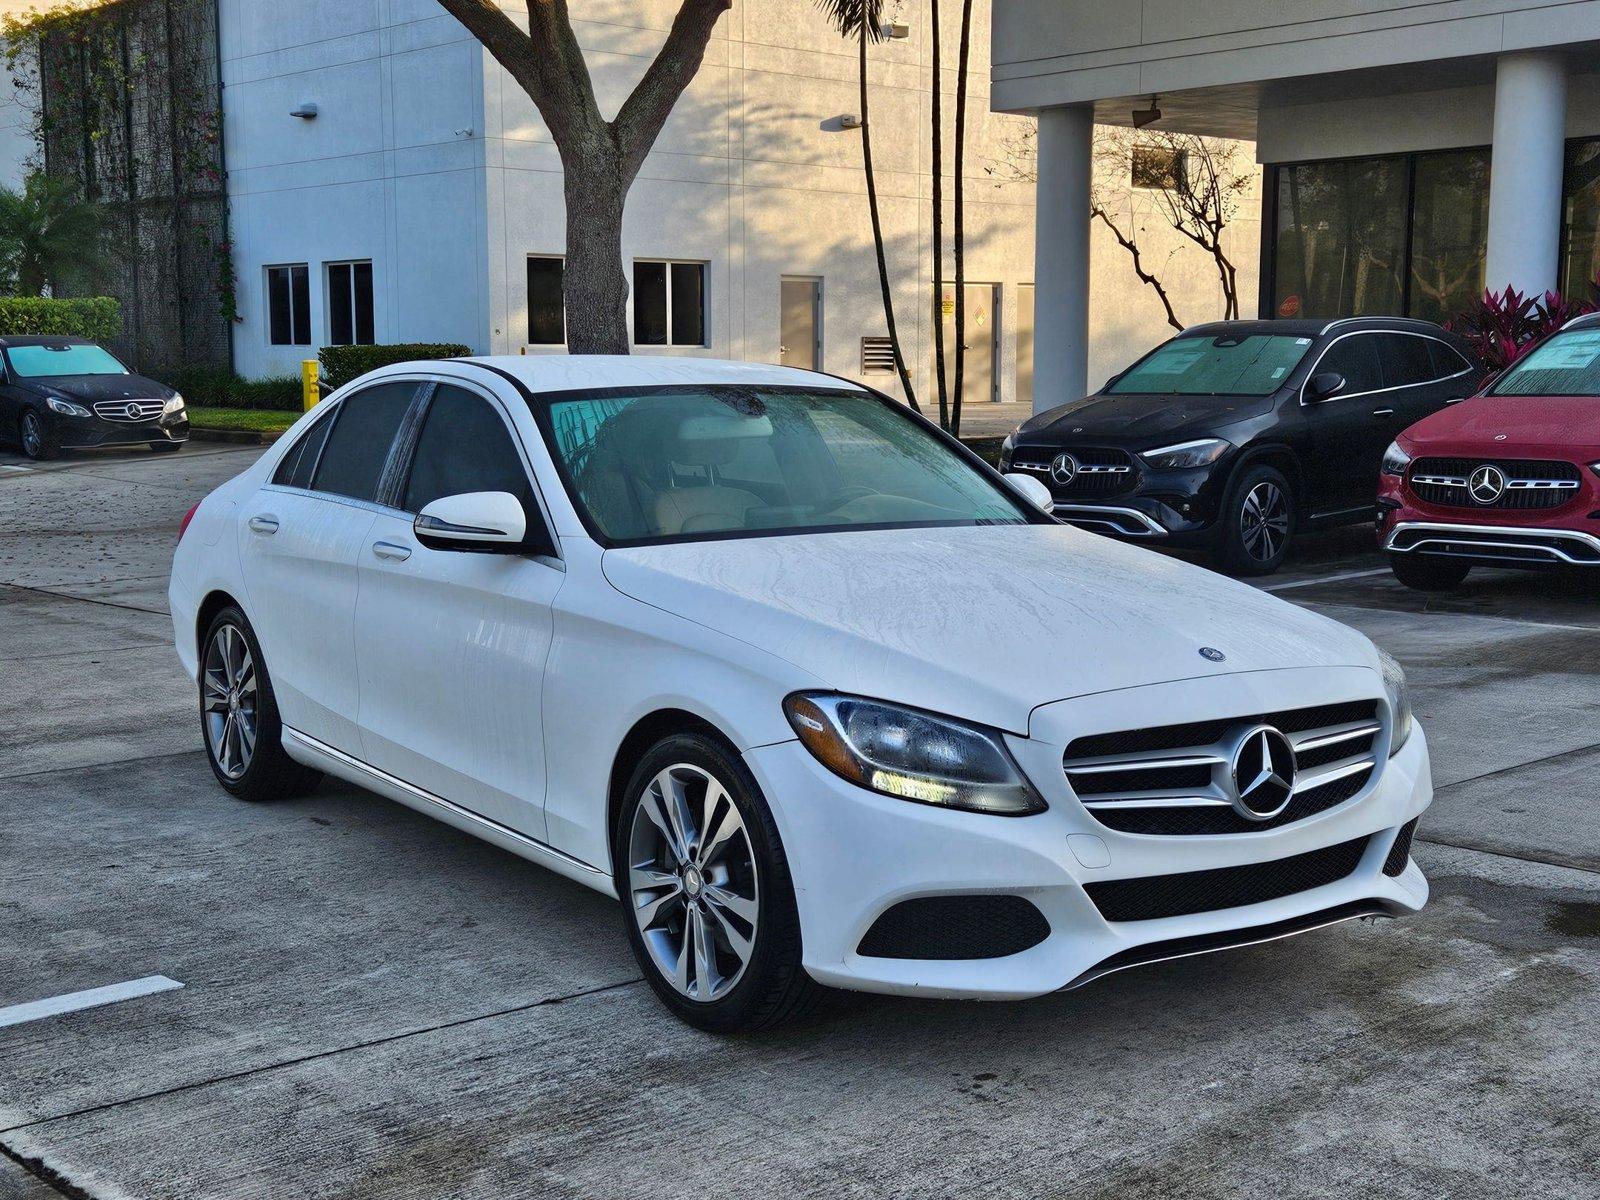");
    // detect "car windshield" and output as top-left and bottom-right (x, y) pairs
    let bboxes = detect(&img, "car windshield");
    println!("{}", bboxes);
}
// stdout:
(538, 386), (1030, 544)
(1107, 334), (1313, 396)
(1490, 329), (1600, 396)
(6, 343), (128, 378)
